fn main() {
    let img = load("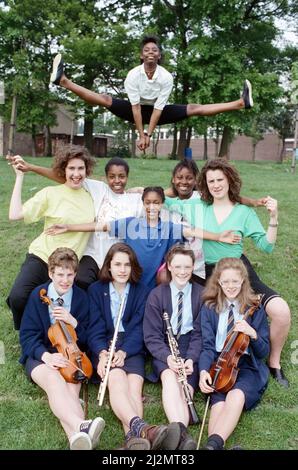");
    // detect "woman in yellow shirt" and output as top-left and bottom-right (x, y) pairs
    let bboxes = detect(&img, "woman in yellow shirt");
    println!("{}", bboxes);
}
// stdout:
(7, 145), (95, 330)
